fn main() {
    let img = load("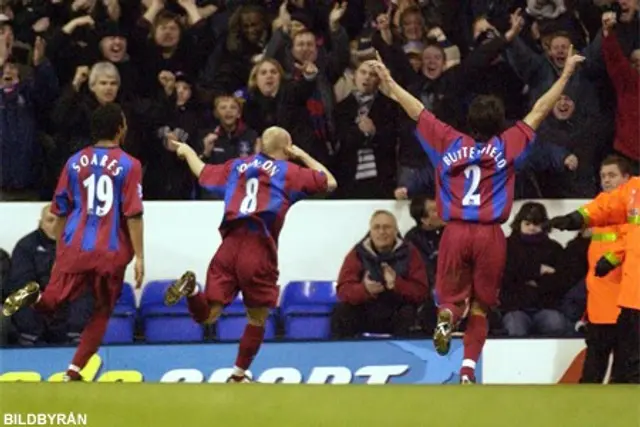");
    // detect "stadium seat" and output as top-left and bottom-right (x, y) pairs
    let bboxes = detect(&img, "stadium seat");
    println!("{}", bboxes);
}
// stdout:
(103, 283), (136, 344)
(216, 293), (276, 341)
(140, 280), (204, 343)
(281, 281), (337, 340)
